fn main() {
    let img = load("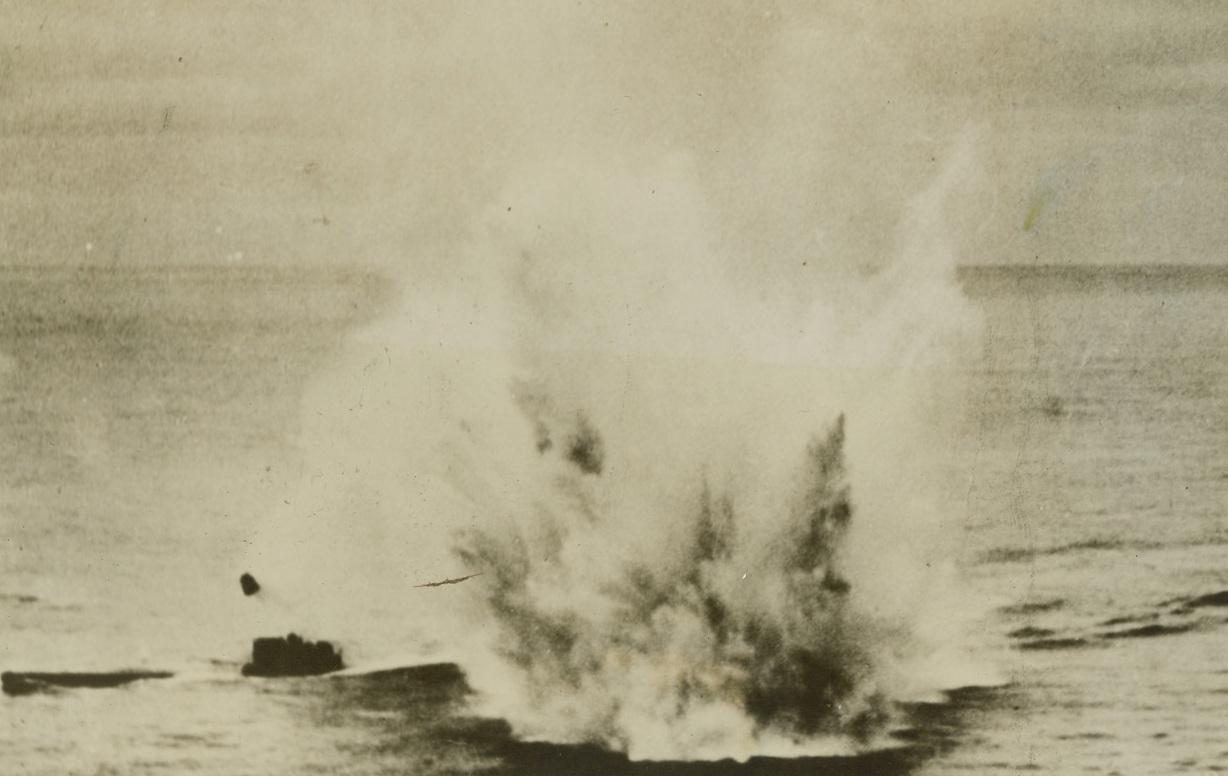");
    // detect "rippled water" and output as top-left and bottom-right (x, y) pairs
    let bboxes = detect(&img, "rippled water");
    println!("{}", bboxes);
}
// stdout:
(3, 264), (1228, 775)
(939, 265), (1228, 775)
